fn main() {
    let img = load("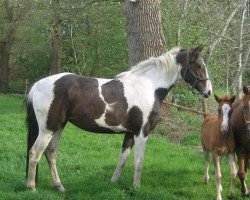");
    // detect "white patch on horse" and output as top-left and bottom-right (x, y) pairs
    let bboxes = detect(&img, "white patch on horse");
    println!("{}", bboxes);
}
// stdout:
(201, 58), (213, 94)
(221, 104), (230, 132)
(118, 50), (181, 127)
(29, 73), (72, 131)
(95, 79), (127, 132)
